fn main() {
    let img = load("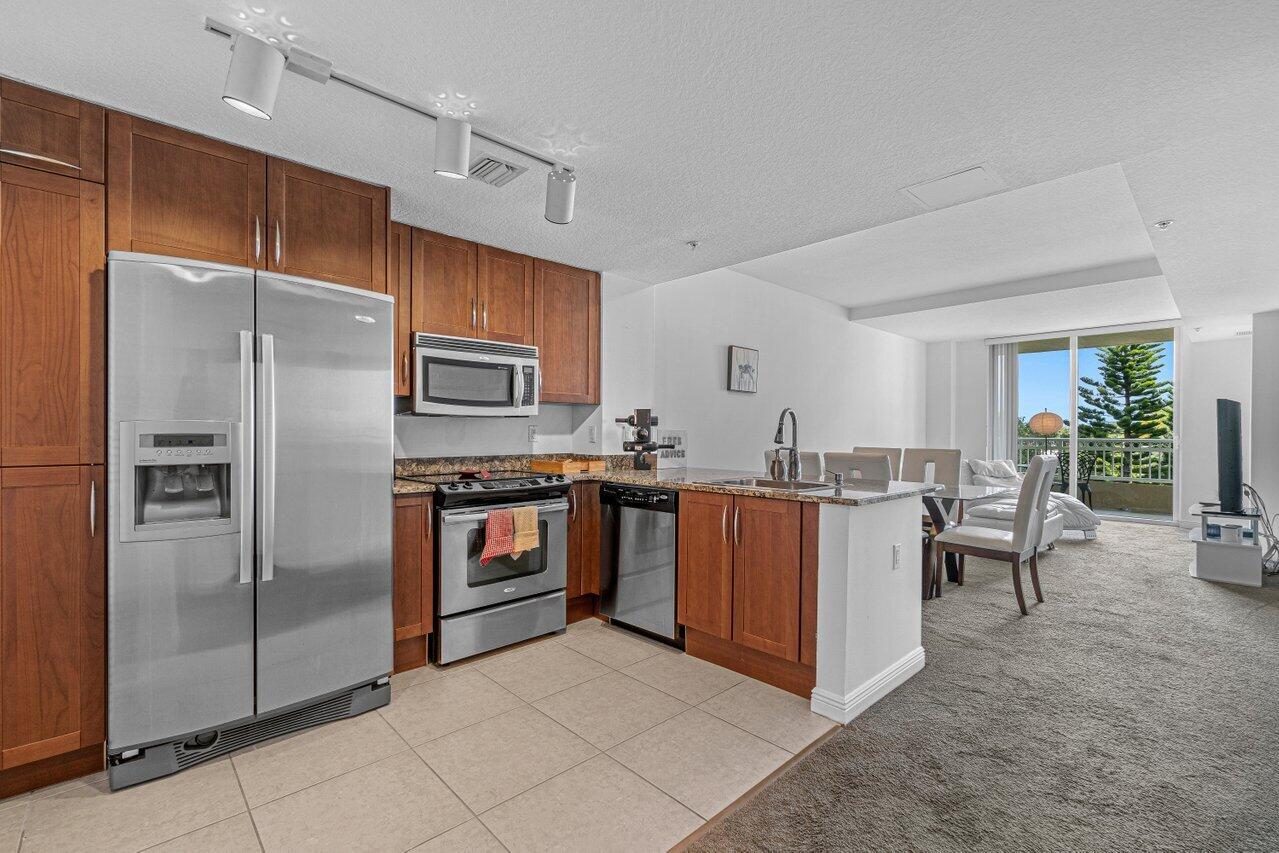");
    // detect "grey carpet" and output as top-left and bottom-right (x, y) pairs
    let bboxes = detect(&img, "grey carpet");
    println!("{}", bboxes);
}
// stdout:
(690, 522), (1279, 852)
